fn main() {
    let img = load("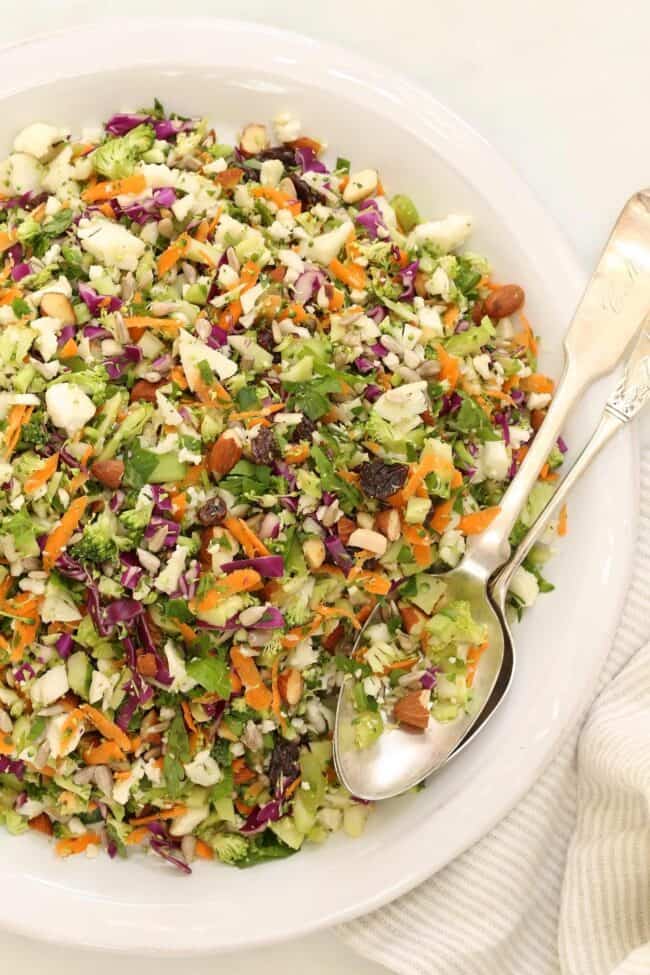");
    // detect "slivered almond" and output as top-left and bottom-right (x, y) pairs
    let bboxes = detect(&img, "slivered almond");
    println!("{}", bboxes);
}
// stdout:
(207, 432), (241, 476)
(303, 538), (326, 570)
(278, 668), (303, 707)
(374, 508), (401, 542)
(40, 292), (76, 325)
(394, 689), (430, 730)
(348, 528), (387, 556)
